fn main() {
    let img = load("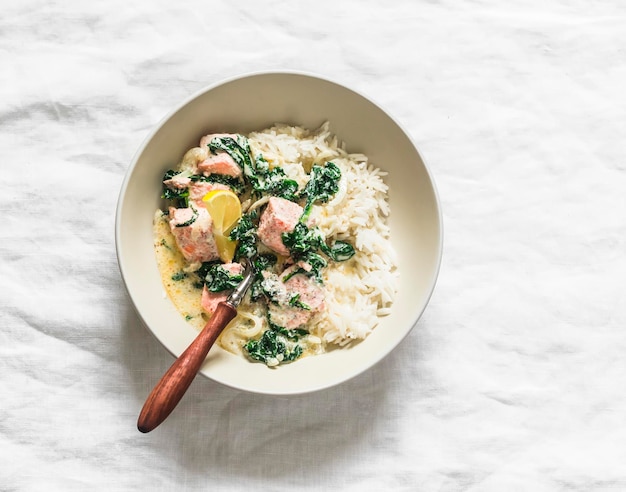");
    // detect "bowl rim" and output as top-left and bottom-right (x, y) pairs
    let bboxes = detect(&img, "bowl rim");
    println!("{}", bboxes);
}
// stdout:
(115, 69), (444, 394)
